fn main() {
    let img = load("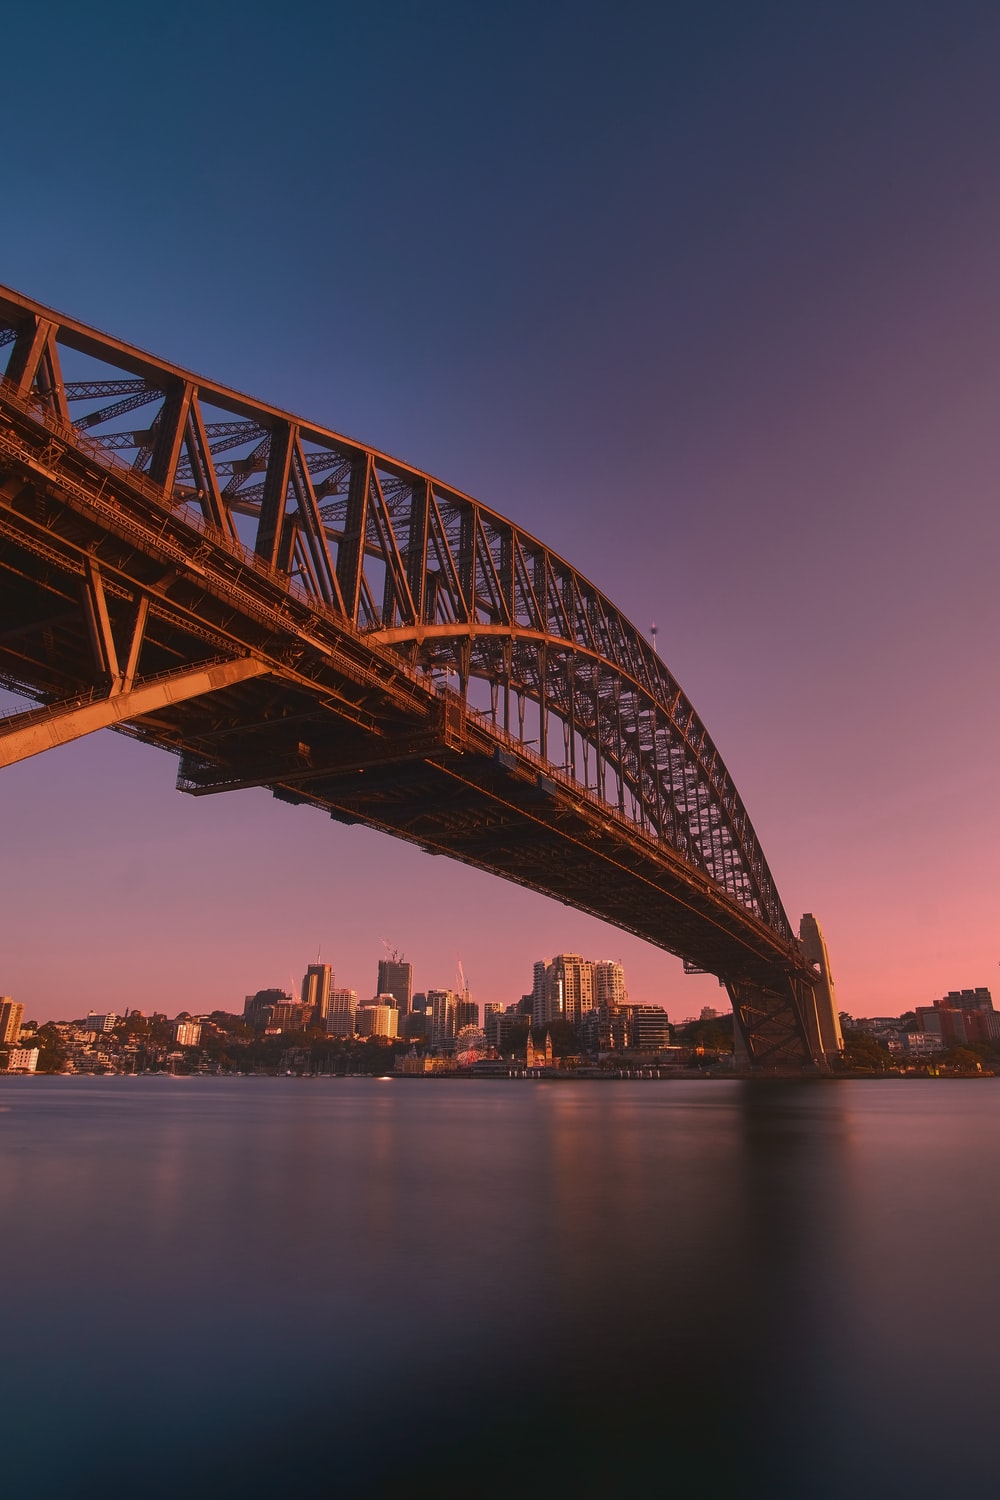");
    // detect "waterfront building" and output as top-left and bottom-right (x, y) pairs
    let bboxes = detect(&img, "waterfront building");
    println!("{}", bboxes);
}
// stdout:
(628, 1006), (672, 1052)
(4, 1047), (39, 1073)
(900, 1032), (943, 1057)
(377, 959), (413, 1017)
(173, 1020), (202, 1047)
(326, 988), (357, 1037)
(302, 964), (333, 1026)
(0, 998), (24, 1044)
